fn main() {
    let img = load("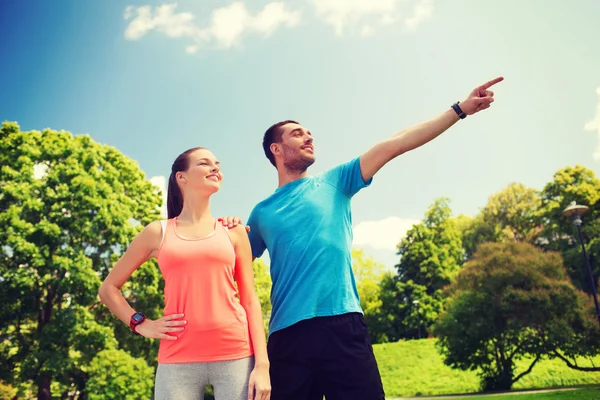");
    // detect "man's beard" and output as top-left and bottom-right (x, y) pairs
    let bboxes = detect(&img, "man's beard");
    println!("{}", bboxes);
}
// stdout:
(282, 145), (315, 173)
